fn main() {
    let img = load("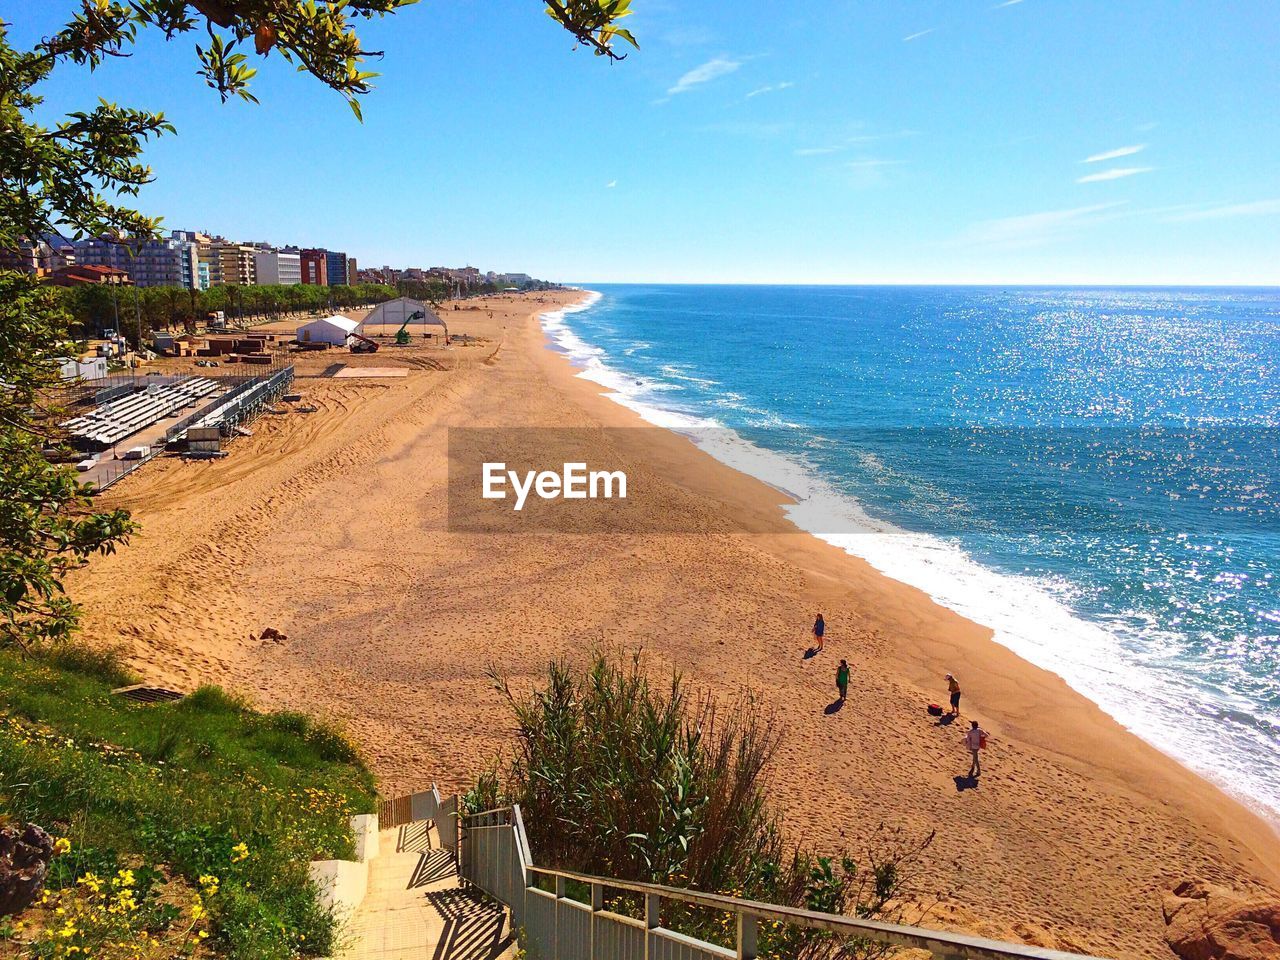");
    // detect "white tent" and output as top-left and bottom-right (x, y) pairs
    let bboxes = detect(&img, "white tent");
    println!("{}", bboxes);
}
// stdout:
(361, 297), (447, 335)
(296, 314), (360, 345)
